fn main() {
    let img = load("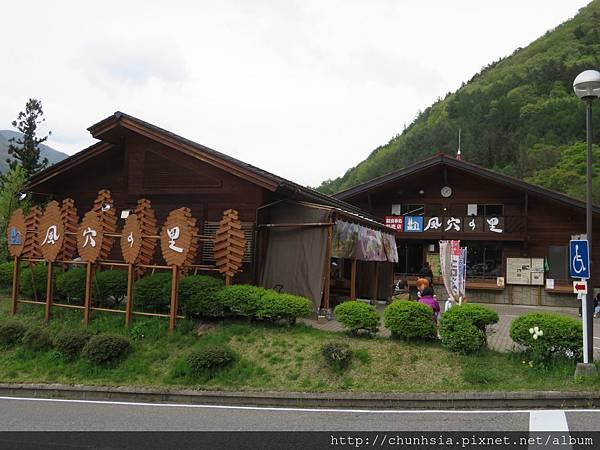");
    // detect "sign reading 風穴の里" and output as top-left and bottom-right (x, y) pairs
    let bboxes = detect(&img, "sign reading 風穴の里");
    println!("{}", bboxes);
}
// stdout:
(391, 216), (503, 233)
(77, 211), (104, 263)
(121, 214), (143, 264)
(160, 207), (199, 267)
